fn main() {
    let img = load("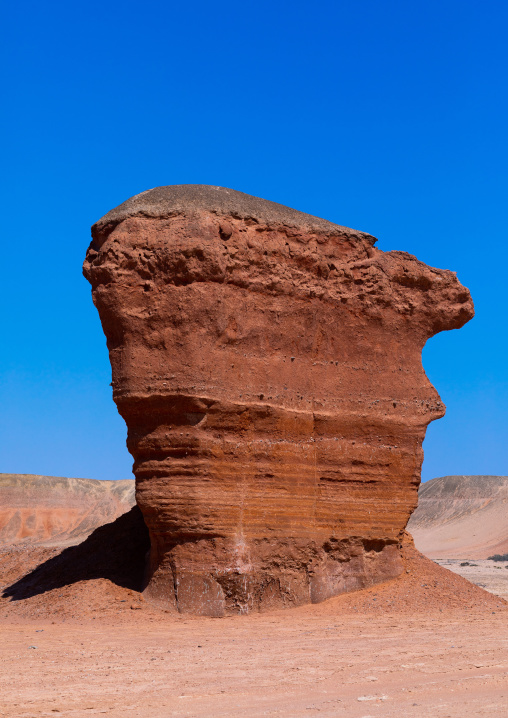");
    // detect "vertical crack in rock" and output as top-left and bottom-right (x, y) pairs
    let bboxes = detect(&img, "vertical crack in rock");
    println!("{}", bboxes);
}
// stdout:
(83, 184), (474, 616)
